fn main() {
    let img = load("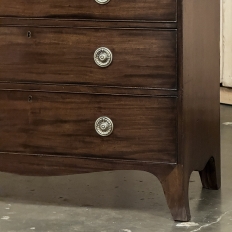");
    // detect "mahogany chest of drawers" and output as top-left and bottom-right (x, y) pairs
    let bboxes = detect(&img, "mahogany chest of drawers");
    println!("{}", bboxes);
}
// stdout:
(0, 0), (220, 221)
